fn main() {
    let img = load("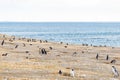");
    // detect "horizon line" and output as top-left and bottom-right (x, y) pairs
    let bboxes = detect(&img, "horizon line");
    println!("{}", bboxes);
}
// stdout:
(0, 21), (120, 23)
